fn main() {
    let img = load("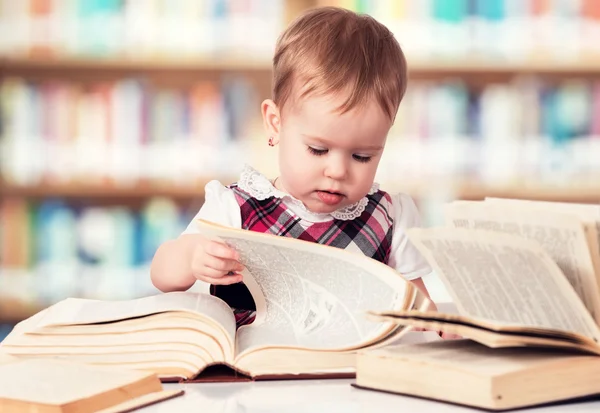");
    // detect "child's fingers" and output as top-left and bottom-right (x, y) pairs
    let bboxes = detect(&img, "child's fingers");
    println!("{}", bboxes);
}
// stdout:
(192, 262), (242, 281)
(198, 271), (243, 285)
(203, 254), (244, 273)
(204, 240), (240, 261)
